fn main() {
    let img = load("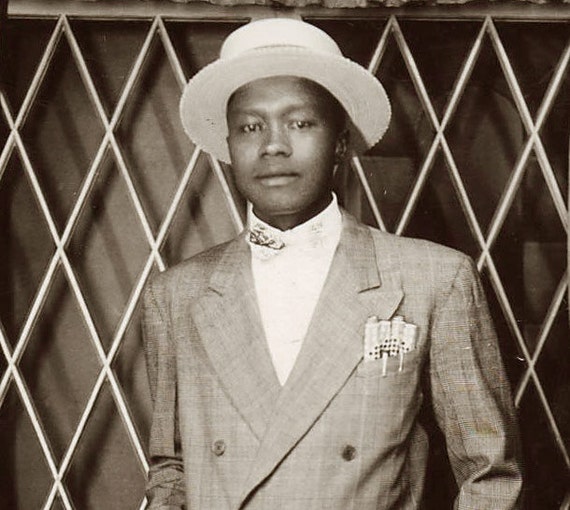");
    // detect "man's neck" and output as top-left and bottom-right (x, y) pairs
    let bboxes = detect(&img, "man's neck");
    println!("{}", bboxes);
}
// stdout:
(252, 194), (334, 231)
